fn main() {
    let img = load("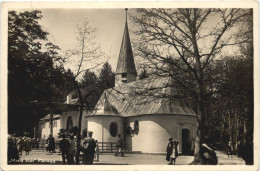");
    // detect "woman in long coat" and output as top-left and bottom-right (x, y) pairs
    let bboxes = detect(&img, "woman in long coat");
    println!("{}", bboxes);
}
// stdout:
(47, 134), (55, 154)
(166, 138), (173, 162)
(24, 137), (31, 155)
